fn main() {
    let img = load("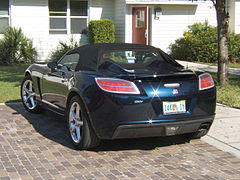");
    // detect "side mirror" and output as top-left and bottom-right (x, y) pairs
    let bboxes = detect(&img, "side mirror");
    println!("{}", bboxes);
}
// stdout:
(47, 62), (57, 69)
